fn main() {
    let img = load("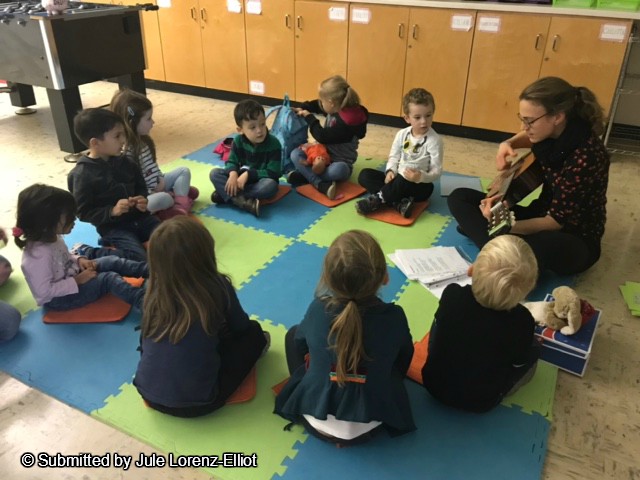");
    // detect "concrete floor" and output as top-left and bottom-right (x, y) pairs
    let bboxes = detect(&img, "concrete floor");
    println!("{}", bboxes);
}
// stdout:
(0, 82), (639, 479)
